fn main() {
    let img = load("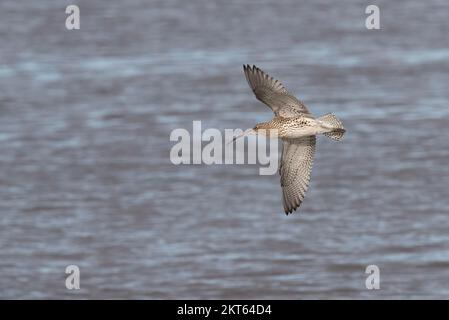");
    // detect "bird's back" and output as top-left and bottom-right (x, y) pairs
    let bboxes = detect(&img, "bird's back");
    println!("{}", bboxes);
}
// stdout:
(270, 116), (319, 138)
